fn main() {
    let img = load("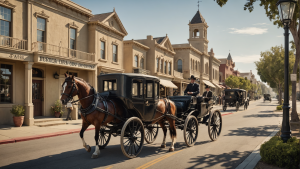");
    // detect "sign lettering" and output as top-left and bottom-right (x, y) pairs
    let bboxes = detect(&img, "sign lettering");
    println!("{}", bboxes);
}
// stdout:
(39, 56), (96, 69)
